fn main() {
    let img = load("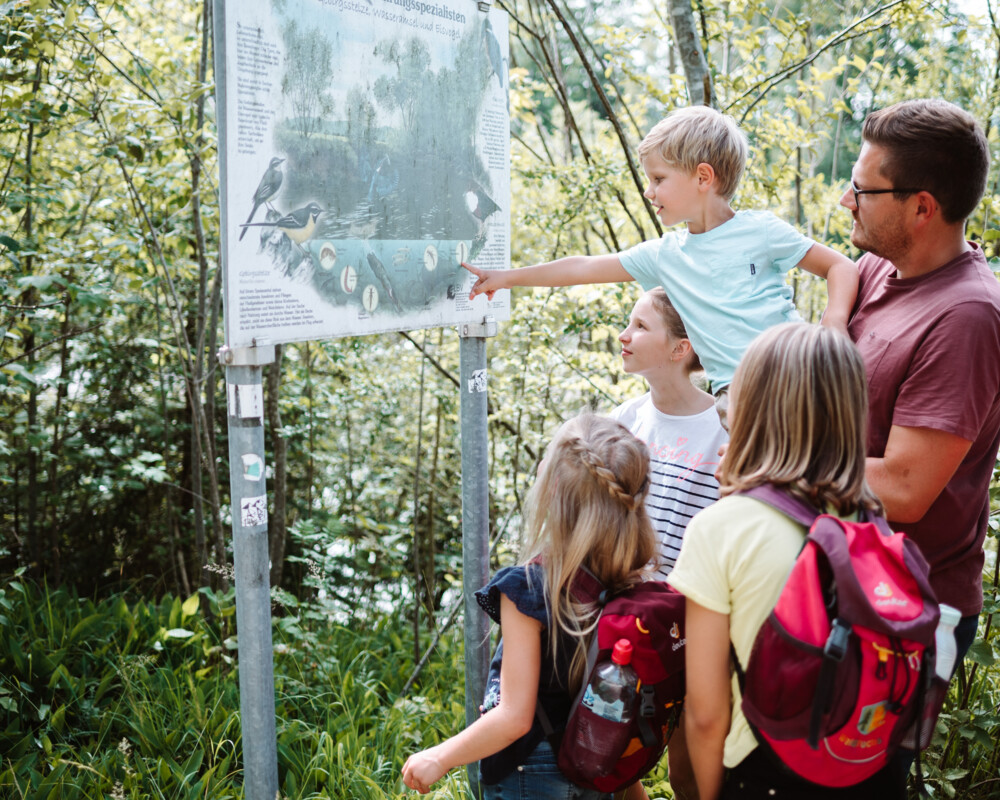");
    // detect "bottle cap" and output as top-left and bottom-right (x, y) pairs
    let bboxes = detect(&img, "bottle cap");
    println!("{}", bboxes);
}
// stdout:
(938, 604), (961, 626)
(612, 639), (633, 665)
